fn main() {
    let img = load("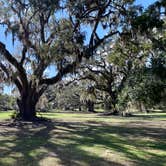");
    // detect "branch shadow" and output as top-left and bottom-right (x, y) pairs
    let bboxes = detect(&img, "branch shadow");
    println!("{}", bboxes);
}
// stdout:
(0, 119), (166, 166)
